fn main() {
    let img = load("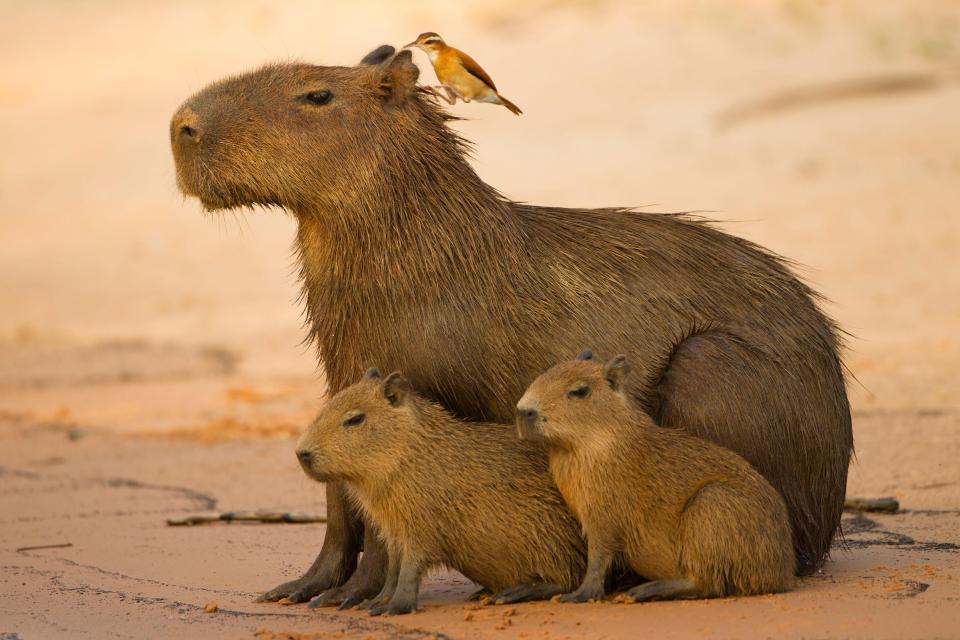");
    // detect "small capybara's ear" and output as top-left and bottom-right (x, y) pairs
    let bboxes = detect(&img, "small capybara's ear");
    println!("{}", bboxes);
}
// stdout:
(359, 45), (396, 65)
(364, 367), (383, 380)
(377, 49), (420, 105)
(383, 372), (411, 406)
(603, 354), (630, 391)
(576, 349), (594, 361)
